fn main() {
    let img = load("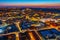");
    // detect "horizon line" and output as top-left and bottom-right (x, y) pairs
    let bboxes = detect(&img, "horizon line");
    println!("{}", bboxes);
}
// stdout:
(0, 3), (60, 8)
